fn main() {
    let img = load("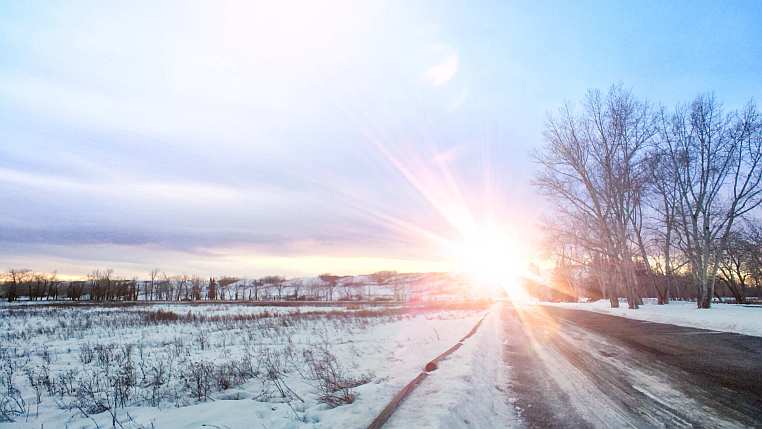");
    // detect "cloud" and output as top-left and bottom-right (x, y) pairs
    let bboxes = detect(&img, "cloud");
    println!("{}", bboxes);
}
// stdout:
(423, 52), (459, 86)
